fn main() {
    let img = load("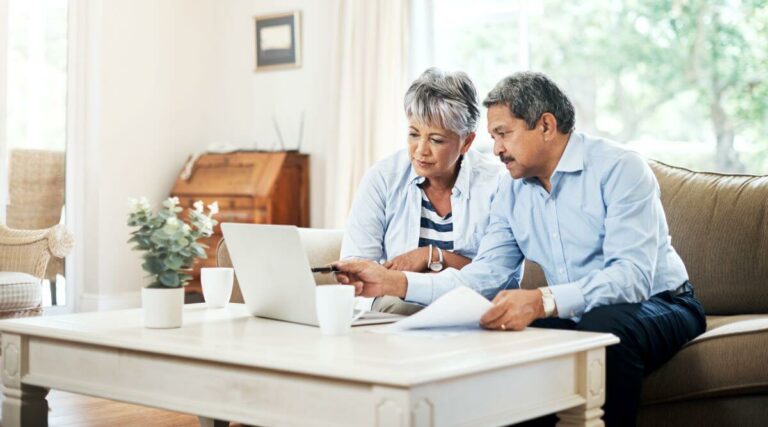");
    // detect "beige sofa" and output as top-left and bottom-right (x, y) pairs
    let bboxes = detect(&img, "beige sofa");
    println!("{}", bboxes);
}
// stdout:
(218, 161), (768, 426)
(639, 161), (768, 425)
